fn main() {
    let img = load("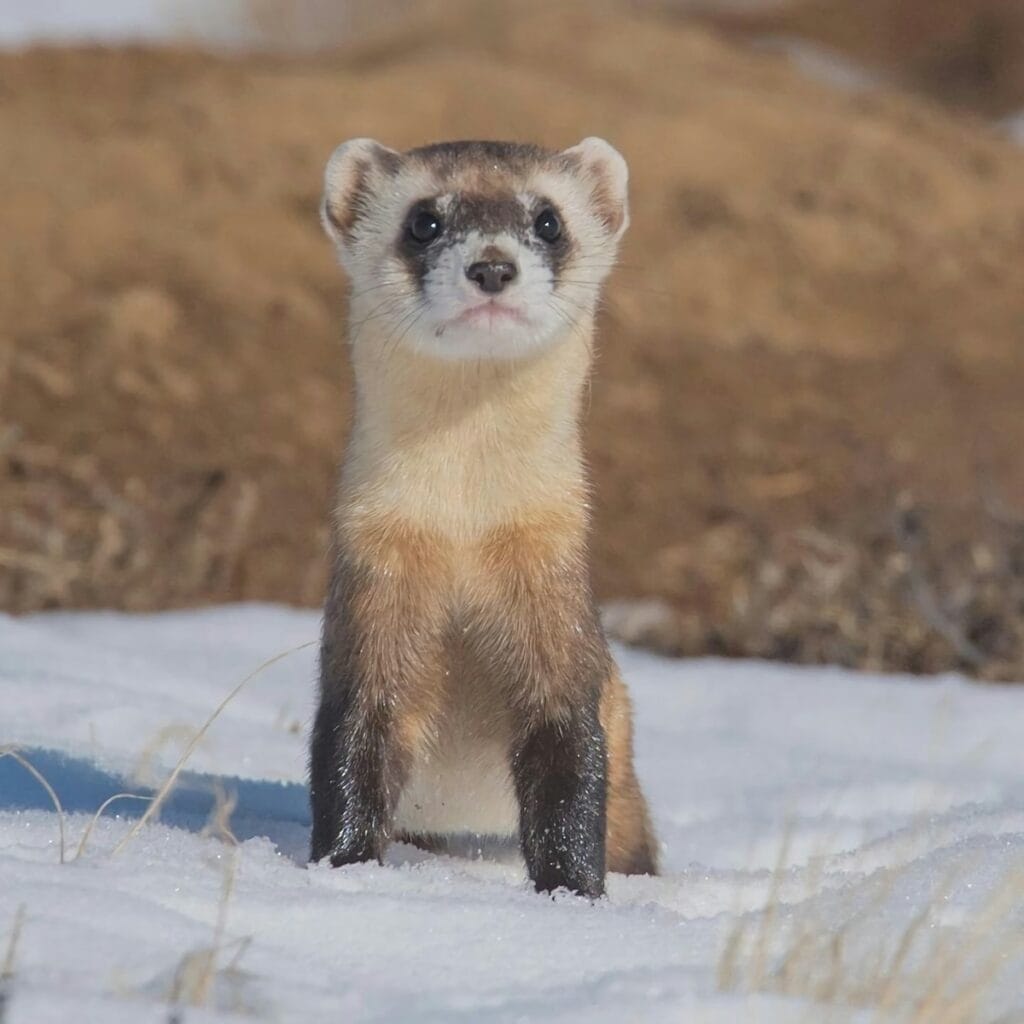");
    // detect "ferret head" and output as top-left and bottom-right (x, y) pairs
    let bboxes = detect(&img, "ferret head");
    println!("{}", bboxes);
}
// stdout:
(321, 138), (629, 361)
